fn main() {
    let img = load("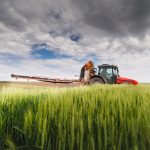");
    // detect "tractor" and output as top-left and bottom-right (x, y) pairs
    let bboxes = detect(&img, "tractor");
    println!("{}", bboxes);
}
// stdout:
(79, 61), (138, 85)
(11, 60), (138, 85)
